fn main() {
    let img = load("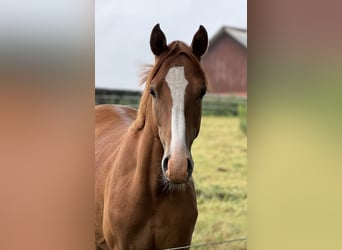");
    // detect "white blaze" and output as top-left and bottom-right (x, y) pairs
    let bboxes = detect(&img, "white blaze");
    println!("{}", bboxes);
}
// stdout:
(165, 66), (188, 154)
